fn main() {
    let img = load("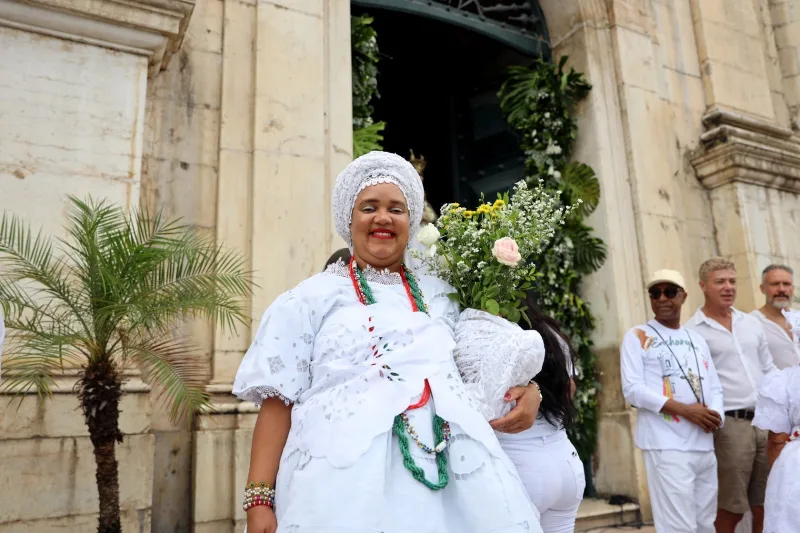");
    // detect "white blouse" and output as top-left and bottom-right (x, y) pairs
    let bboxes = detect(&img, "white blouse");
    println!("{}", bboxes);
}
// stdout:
(232, 263), (511, 468)
(753, 366), (800, 533)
